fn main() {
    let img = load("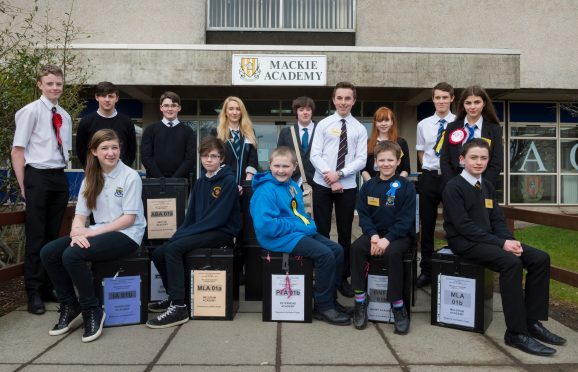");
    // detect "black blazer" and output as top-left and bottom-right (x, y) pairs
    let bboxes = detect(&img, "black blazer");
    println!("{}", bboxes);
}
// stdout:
(211, 129), (259, 185)
(440, 119), (503, 188)
(277, 123), (317, 183)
